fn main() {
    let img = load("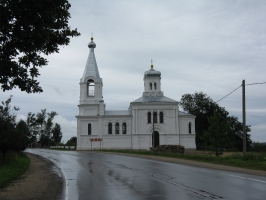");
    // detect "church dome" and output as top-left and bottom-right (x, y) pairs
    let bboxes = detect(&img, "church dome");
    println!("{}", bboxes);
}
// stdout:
(88, 37), (96, 48)
(144, 67), (161, 77)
